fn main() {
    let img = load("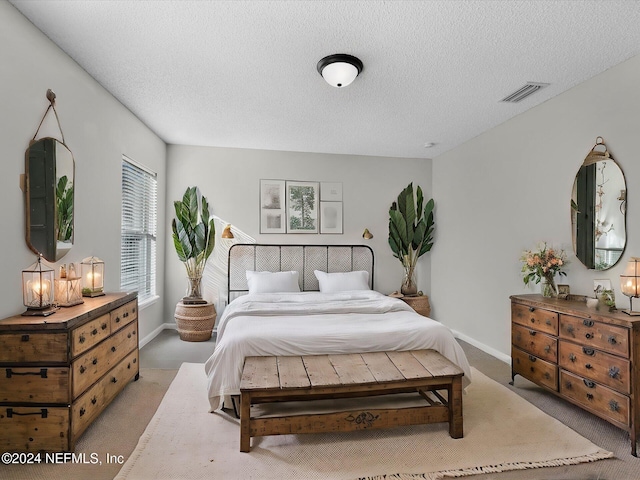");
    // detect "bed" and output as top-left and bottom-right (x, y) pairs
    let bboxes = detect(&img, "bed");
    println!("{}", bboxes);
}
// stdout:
(205, 244), (471, 412)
